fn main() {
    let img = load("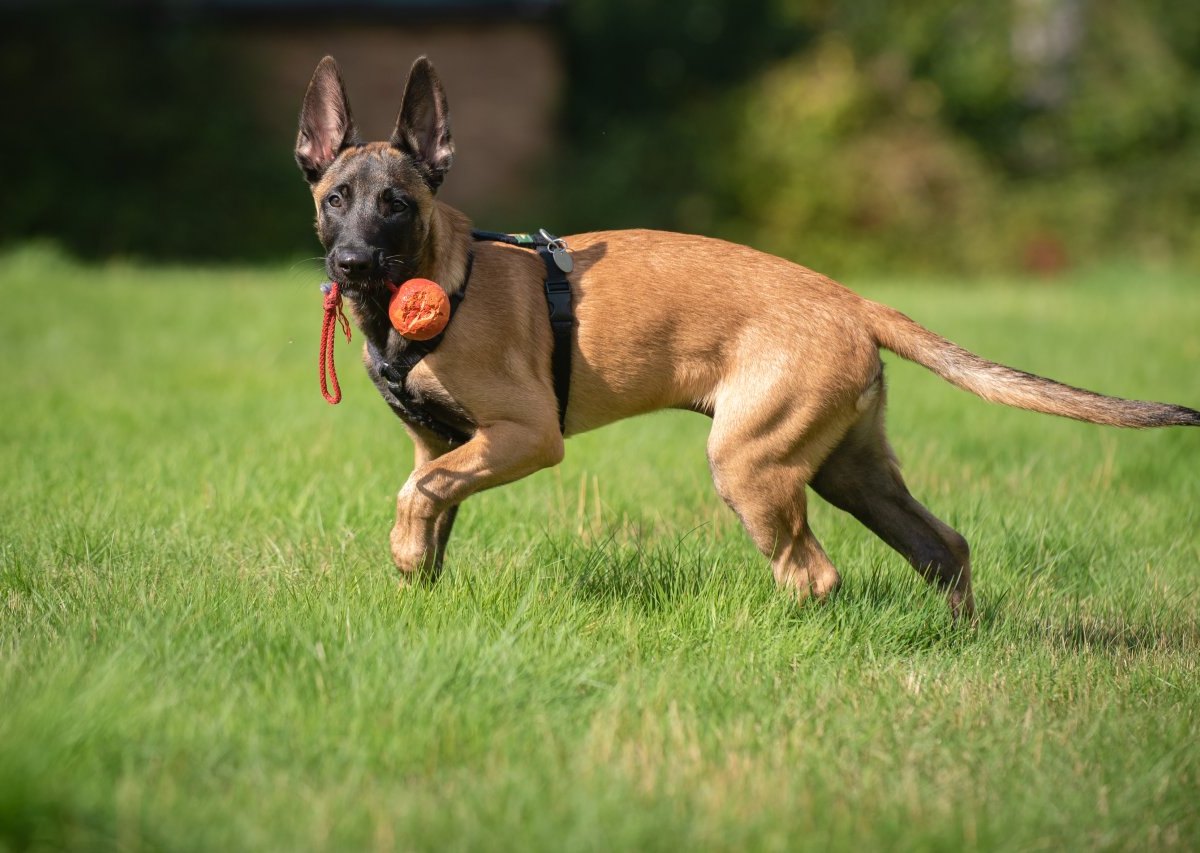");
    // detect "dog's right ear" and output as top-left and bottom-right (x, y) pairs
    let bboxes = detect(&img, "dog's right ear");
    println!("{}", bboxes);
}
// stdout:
(295, 57), (362, 184)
